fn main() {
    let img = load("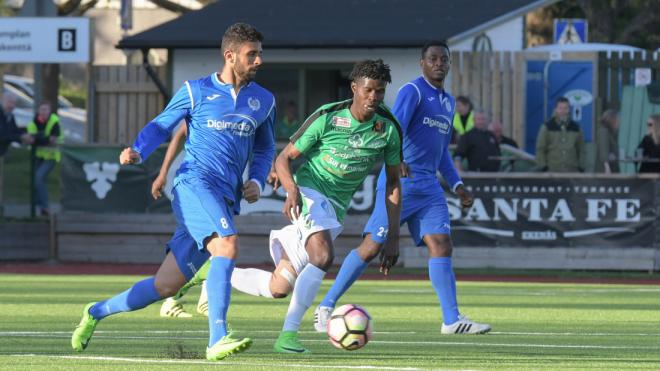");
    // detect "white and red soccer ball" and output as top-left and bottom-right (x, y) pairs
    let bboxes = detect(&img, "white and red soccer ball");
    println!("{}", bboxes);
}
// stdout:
(327, 304), (373, 351)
